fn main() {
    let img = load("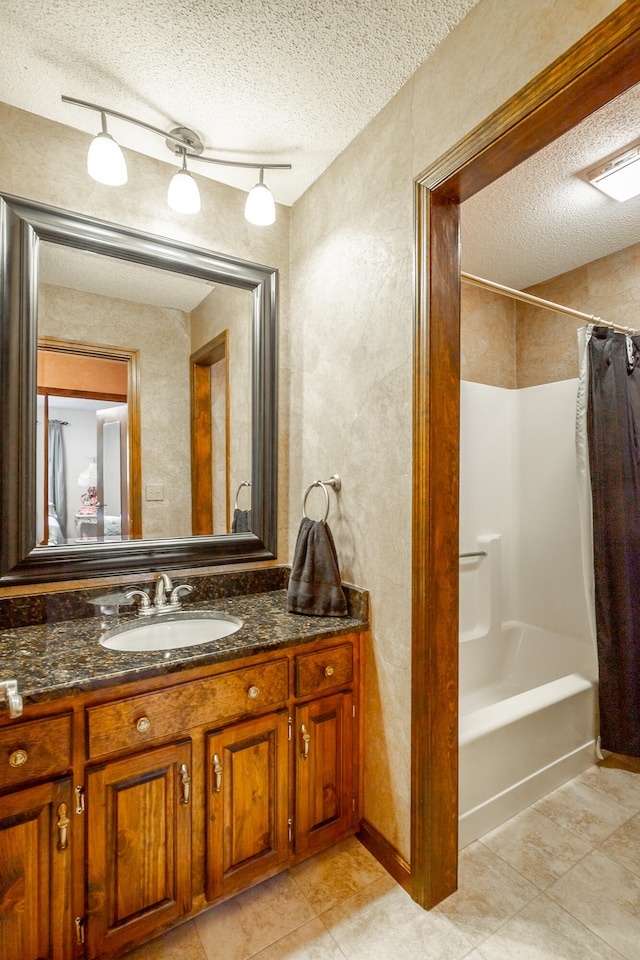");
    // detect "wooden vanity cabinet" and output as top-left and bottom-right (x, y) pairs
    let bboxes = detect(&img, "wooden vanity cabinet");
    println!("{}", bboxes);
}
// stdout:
(0, 777), (73, 960)
(0, 630), (362, 960)
(294, 690), (355, 857)
(205, 710), (290, 900)
(85, 740), (192, 959)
